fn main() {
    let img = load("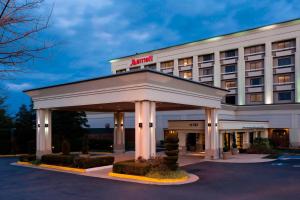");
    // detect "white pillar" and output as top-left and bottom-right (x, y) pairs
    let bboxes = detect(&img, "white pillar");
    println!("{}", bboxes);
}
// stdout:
(135, 101), (156, 159)
(205, 108), (219, 159)
(36, 109), (52, 159)
(264, 41), (273, 104)
(156, 62), (161, 72)
(214, 51), (221, 87)
(113, 112), (125, 153)
(192, 55), (199, 81)
(295, 37), (300, 103)
(238, 47), (245, 105)
(174, 59), (179, 76)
